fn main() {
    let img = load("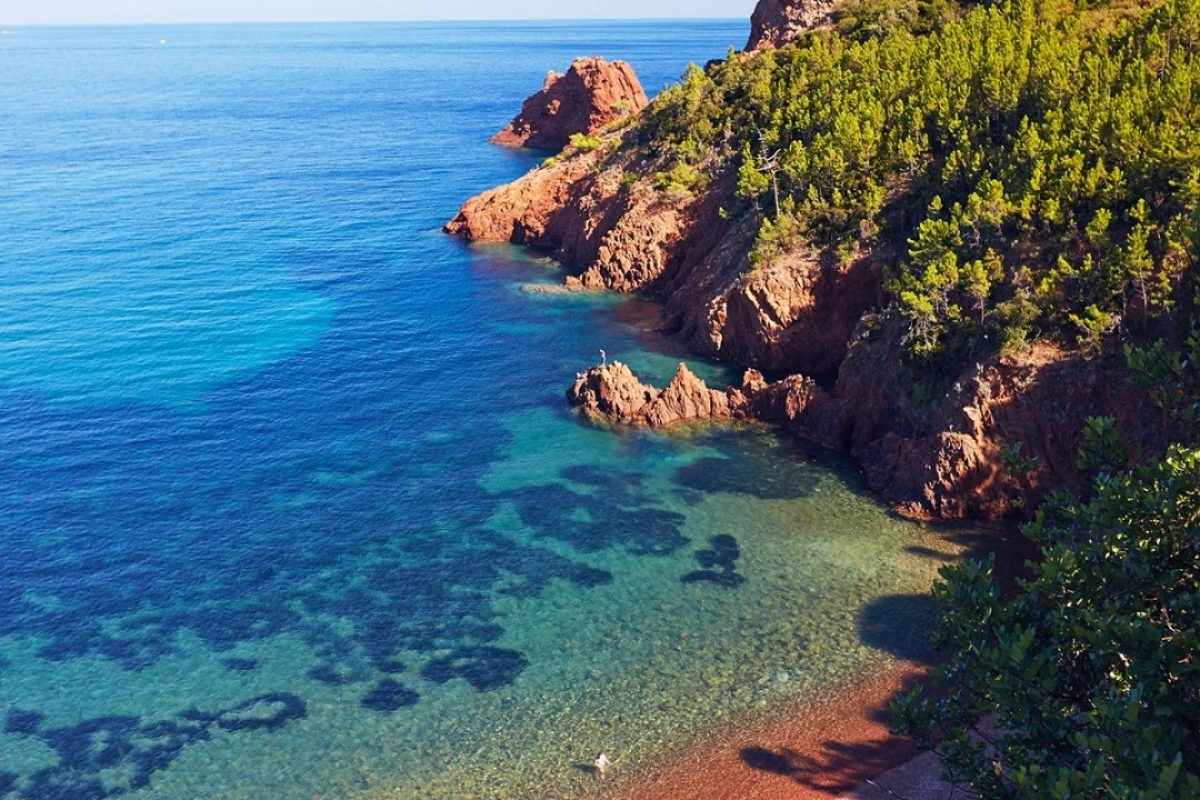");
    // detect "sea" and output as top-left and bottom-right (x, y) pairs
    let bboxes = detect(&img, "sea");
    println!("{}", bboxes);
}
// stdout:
(0, 22), (982, 800)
